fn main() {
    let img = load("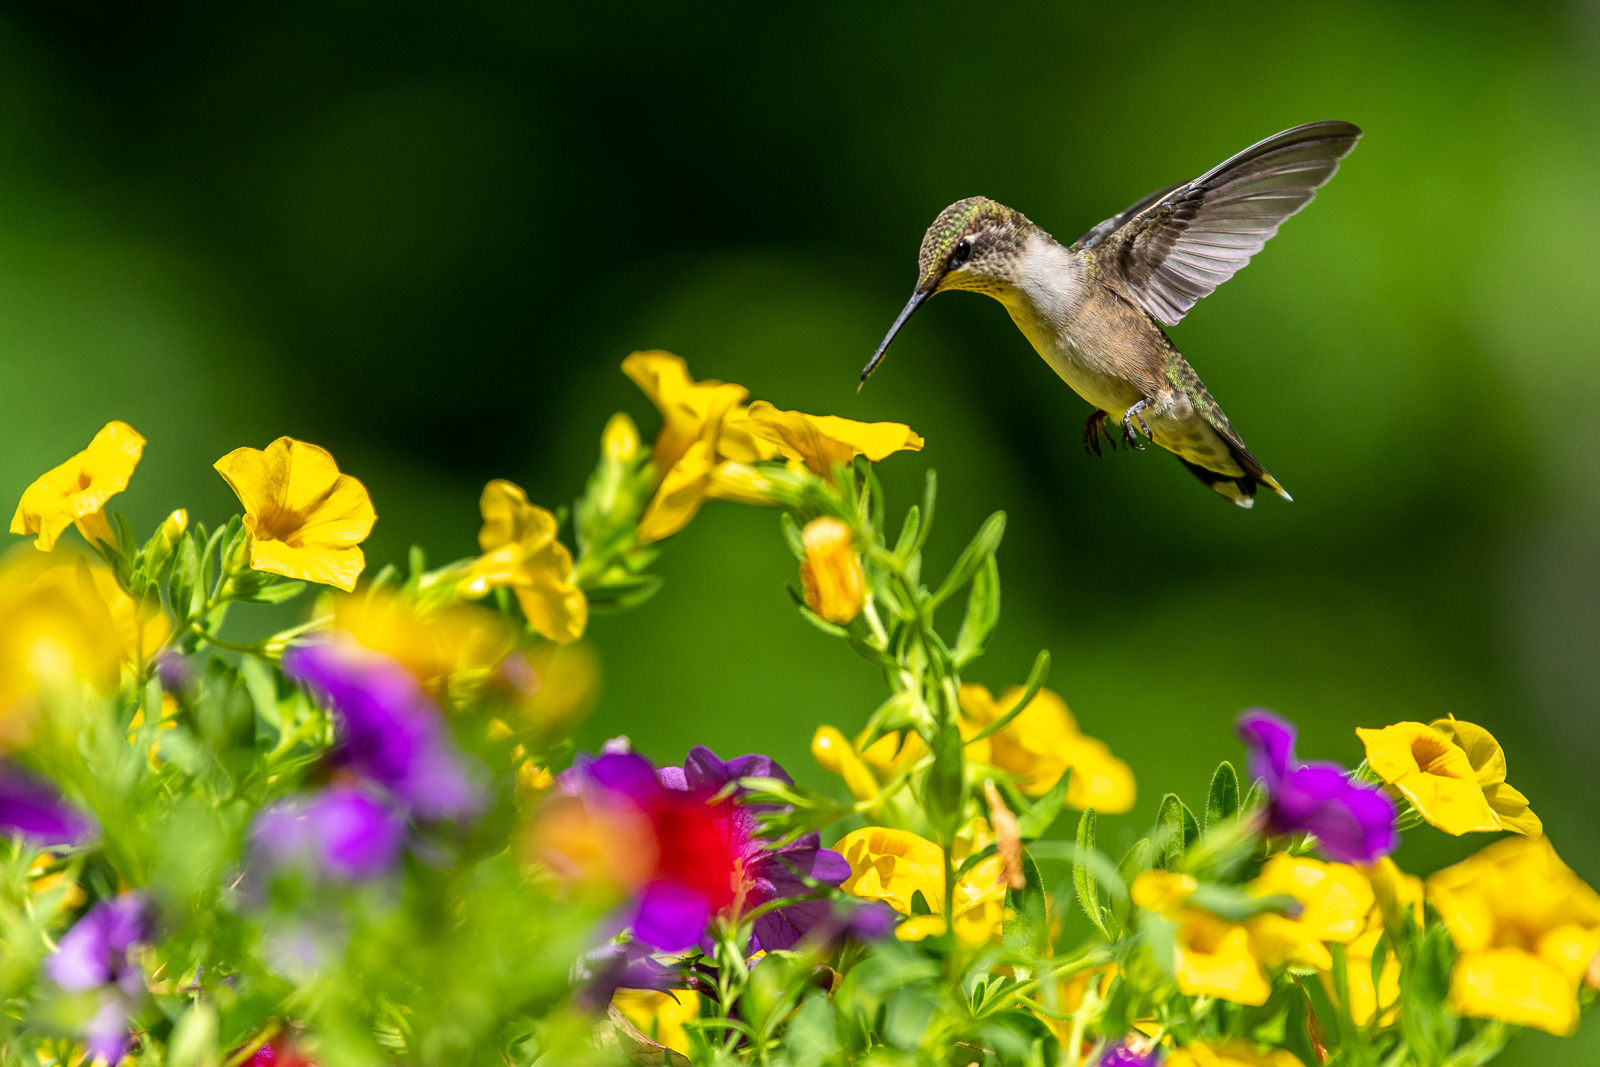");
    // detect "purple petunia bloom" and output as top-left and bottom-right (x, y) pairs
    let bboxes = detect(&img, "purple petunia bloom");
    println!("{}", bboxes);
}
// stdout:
(1095, 1038), (1162, 1066)
(0, 762), (95, 846)
(281, 640), (483, 821)
(1237, 709), (1398, 864)
(46, 892), (154, 1062)
(251, 784), (408, 881)
(561, 745), (850, 954)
